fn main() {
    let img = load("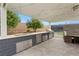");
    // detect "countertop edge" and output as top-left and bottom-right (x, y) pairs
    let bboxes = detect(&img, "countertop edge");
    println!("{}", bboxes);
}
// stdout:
(0, 31), (53, 40)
